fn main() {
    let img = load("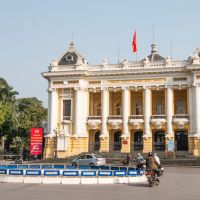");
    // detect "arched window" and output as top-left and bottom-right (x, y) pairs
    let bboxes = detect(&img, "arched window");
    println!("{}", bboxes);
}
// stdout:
(114, 131), (122, 151)
(134, 131), (143, 150)
(175, 101), (186, 114)
(94, 131), (100, 151)
(154, 131), (165, 151)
